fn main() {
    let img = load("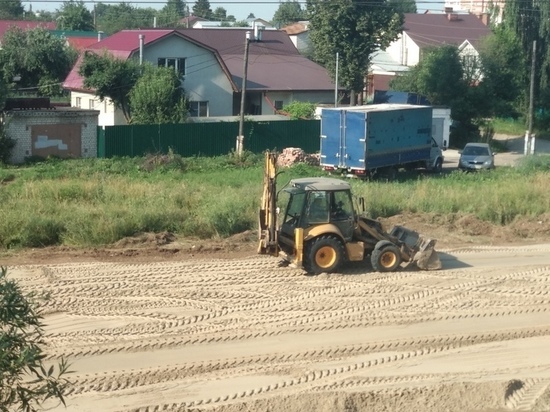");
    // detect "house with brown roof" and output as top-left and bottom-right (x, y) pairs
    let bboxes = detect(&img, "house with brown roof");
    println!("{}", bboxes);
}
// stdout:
(369, 11), (491, 94)
(281, 21), (311, 54)
(63, 28), (337, 126)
